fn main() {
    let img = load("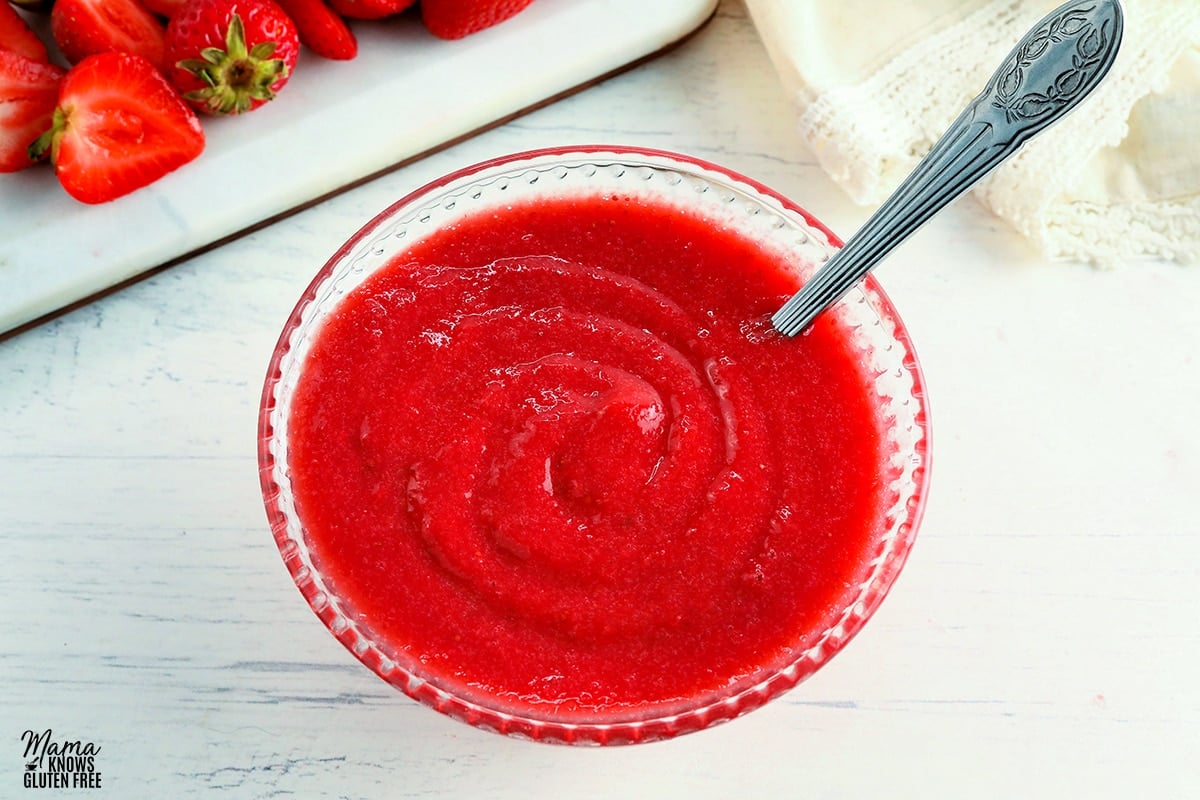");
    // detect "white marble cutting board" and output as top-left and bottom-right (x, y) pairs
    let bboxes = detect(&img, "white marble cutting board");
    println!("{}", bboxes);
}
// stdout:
(0, 0), (717, 335)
